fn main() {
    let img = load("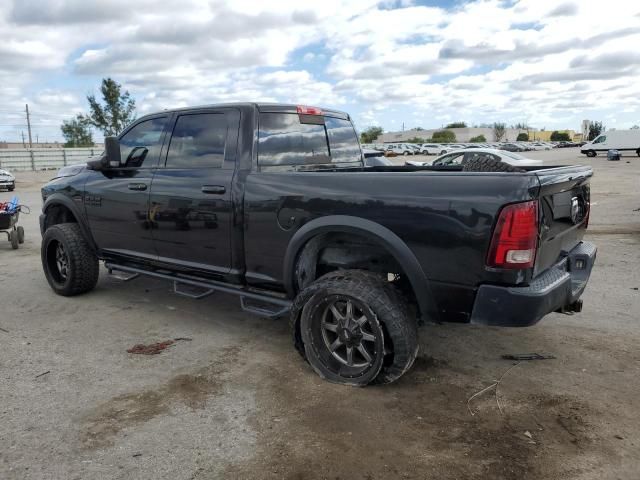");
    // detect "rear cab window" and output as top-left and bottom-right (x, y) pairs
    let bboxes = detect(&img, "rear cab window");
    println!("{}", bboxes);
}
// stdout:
(258, 111), (362, 170)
